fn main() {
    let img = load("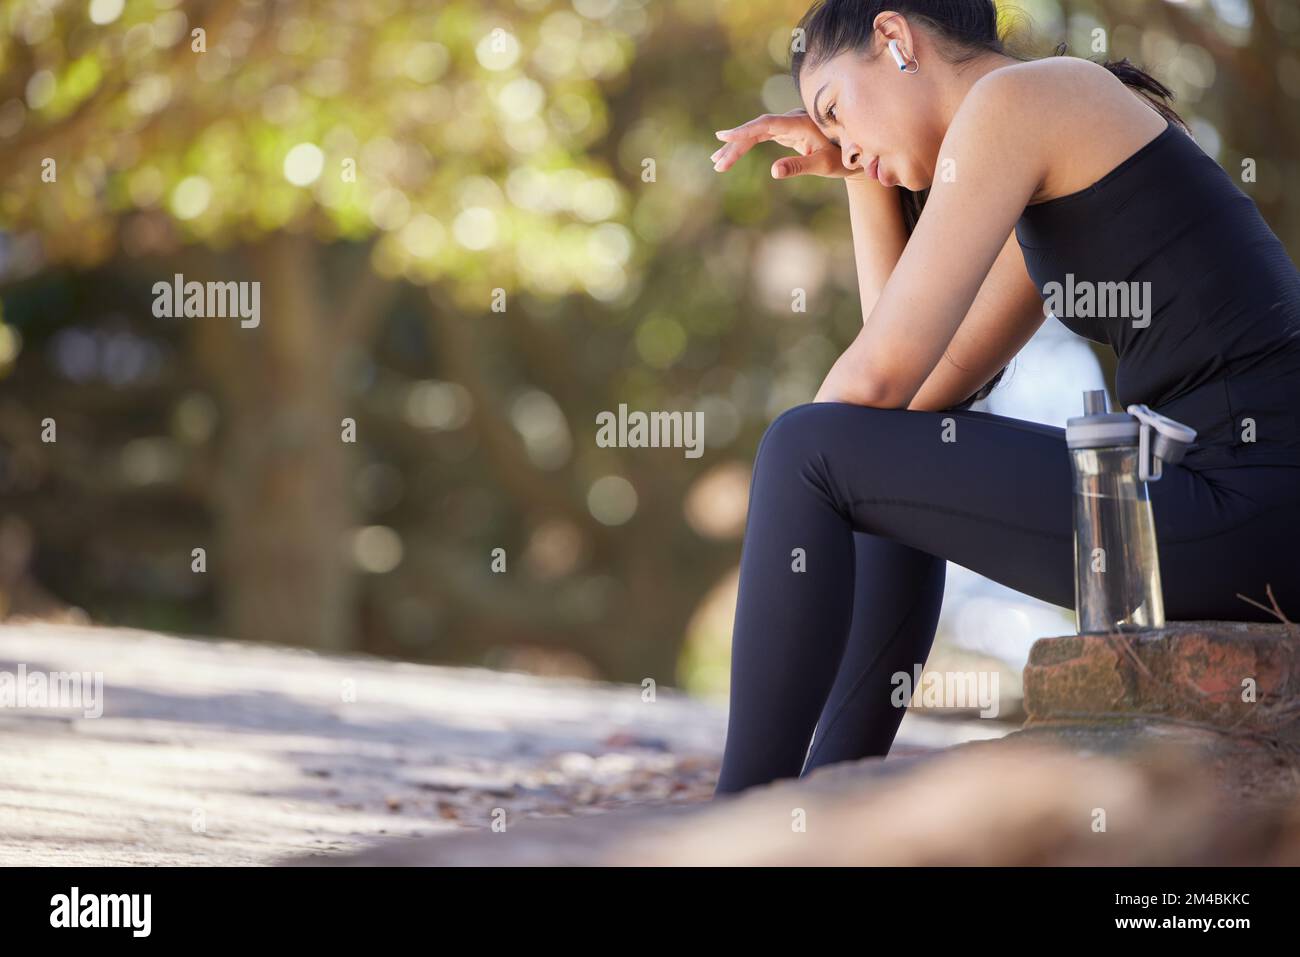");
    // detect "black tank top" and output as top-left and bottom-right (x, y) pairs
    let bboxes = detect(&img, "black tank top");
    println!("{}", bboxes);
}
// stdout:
(1016, 118), (1300, 468)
